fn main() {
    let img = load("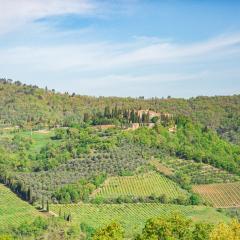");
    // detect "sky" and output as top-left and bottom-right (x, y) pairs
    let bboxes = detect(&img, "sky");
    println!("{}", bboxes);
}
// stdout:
(1, 0), (240, 98)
